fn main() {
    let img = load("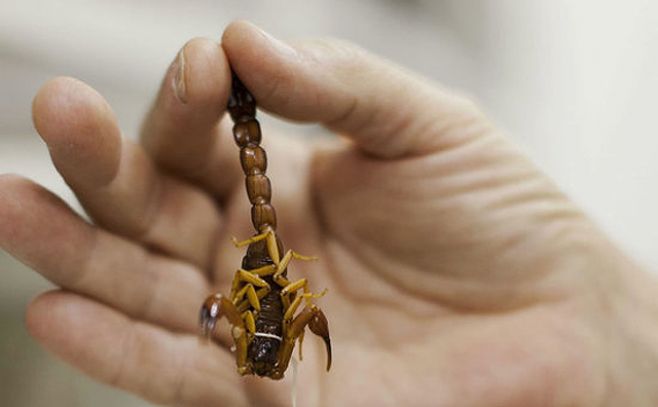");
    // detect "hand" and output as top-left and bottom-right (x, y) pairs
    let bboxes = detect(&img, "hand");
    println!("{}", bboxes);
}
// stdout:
(2, 21), (658, 407)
